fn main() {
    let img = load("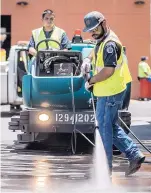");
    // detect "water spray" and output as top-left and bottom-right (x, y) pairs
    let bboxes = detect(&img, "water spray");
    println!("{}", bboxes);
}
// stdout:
(70, 68), (151, 163)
